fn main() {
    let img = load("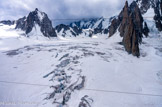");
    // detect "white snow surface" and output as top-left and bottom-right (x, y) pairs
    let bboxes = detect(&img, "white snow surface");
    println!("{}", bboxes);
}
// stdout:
(71, 17), (111, 29)
(37, 11), (45, 21)
(142, 6), (161, 37)
(0, 24), (162, 107)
